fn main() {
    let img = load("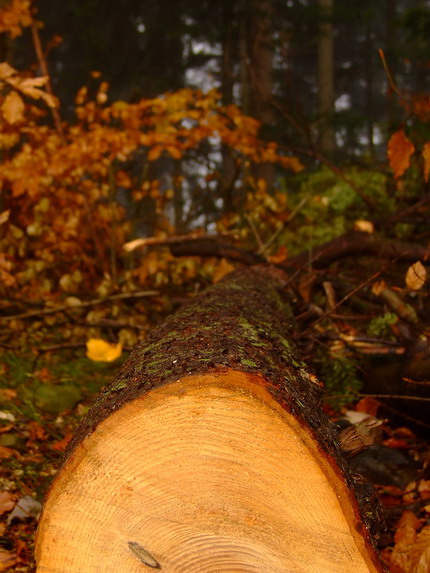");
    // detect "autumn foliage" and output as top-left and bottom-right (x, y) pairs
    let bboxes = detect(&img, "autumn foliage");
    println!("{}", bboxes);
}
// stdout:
(0, 2), (303, 346)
